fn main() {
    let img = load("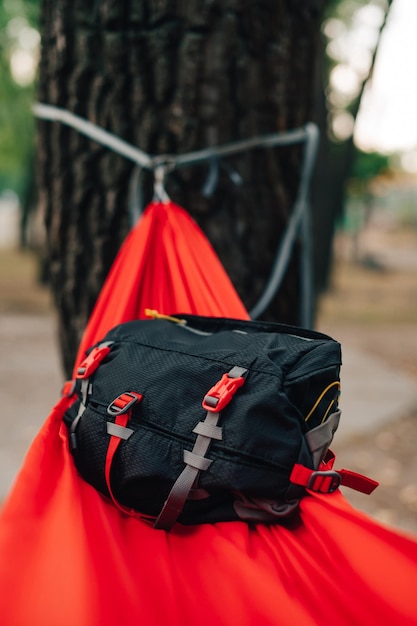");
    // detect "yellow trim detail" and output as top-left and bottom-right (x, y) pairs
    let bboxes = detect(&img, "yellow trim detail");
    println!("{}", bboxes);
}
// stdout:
(144, 309), (186, 324)
(320, 399), (336, 424)
(304, 381), (340, 423)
